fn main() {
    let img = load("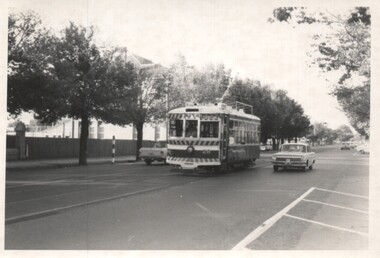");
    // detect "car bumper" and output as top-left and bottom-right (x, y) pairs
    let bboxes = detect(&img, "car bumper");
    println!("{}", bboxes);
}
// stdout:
(271, 161), (308, 167)
(140, 155), (166, 160)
